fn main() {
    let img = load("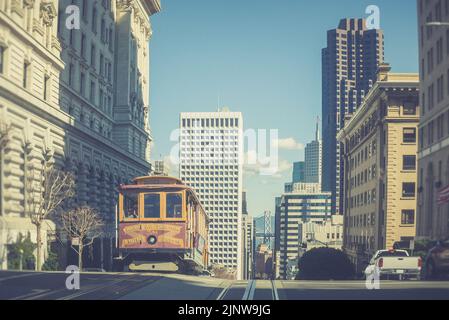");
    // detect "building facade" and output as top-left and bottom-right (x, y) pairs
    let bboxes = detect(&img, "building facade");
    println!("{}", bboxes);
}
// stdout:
(298, 215), (344, 251)
(338, 66), (419, 273)
(179, 111), (244, 279)
(292, 161), (305, 183)
(416, 0), (449, 241)
(322, 18), (384, 214)
(153, 159), (168, 176)
(304, 120), (322, 184)
(0, 0), (160, 270)
(277, 183), (332, 279)
(242, 213), (254, 280)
